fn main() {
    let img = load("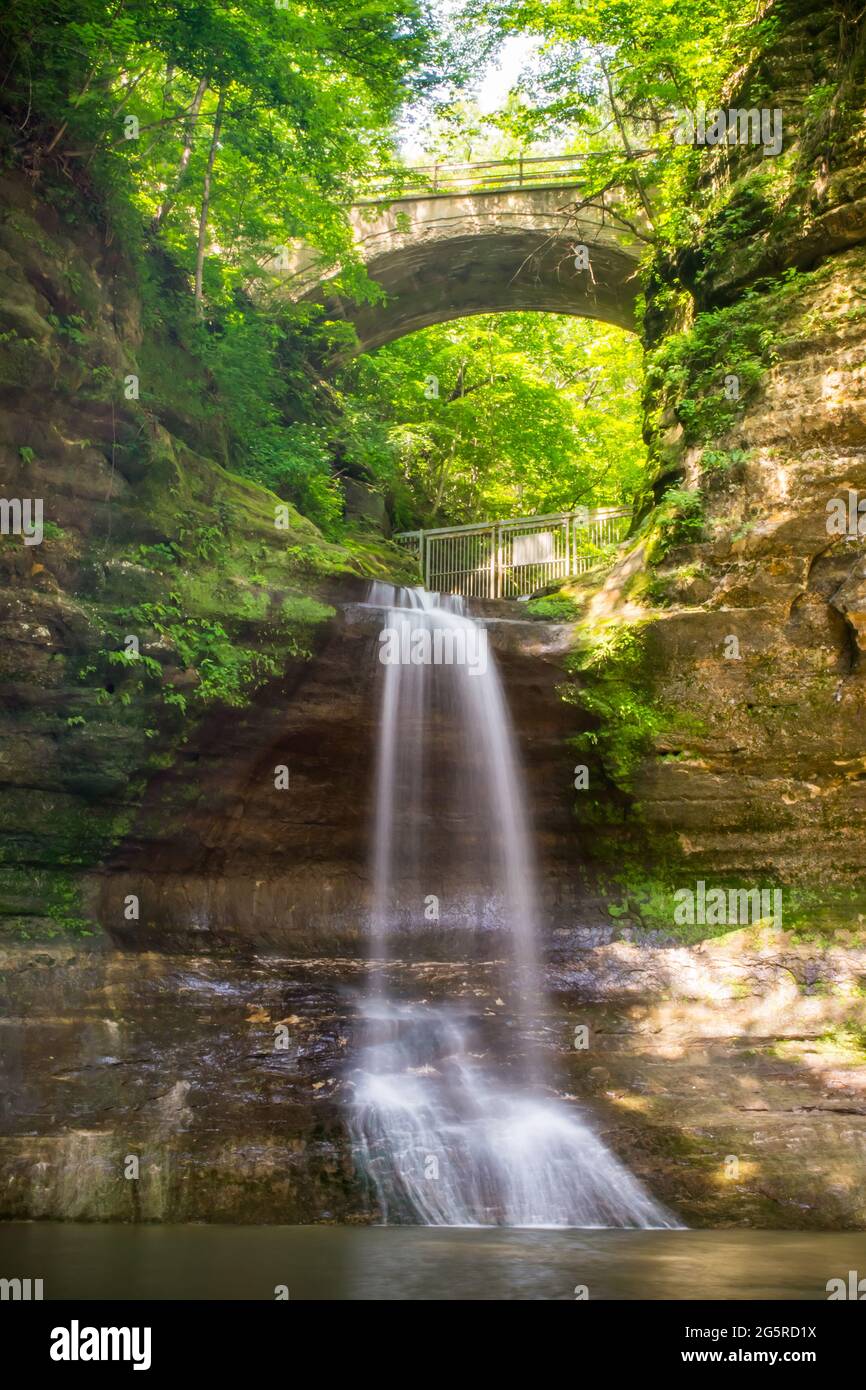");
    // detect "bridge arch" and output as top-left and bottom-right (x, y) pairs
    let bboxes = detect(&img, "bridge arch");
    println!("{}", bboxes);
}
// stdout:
(282, 179), (643, 354)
